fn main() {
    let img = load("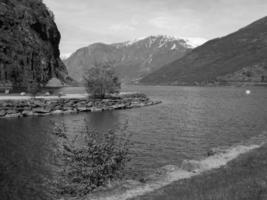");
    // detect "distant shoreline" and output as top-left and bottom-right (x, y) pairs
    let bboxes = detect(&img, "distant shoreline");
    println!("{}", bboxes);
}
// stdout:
(137, 82), (267, 87)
